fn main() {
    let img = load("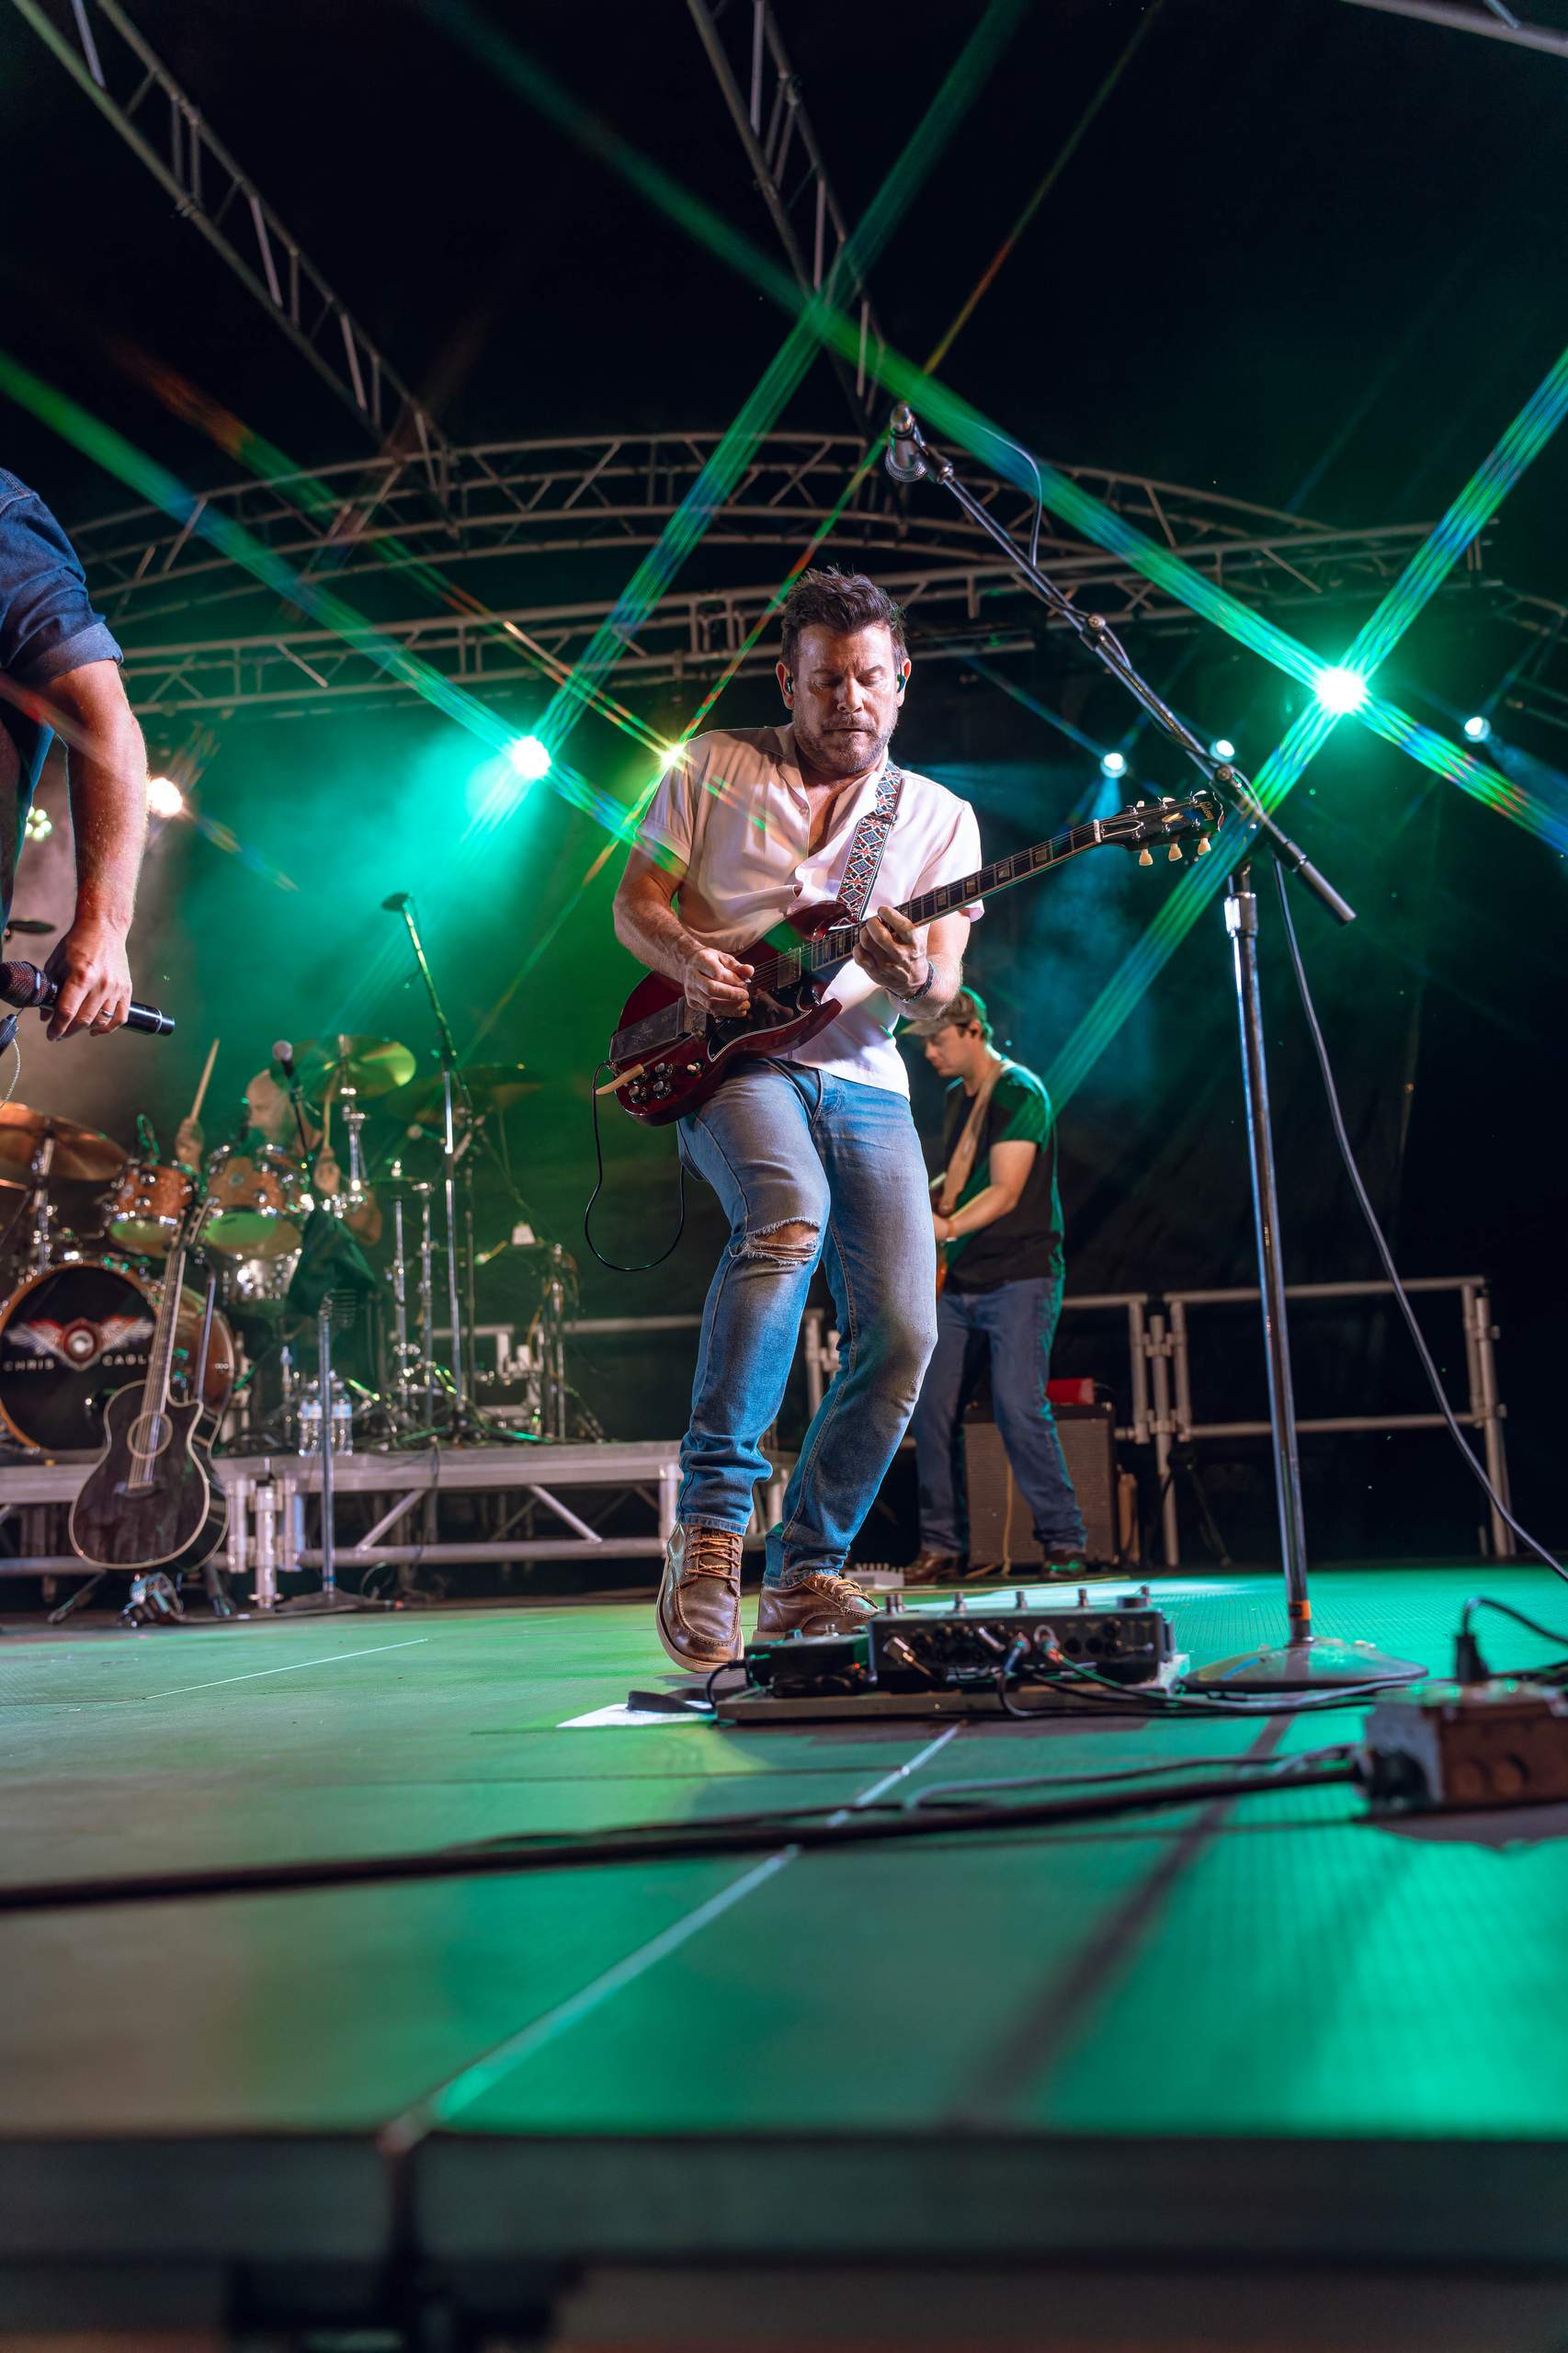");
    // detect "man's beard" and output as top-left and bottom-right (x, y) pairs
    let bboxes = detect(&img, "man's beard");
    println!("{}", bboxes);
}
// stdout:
(792, 707), (897, 780)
